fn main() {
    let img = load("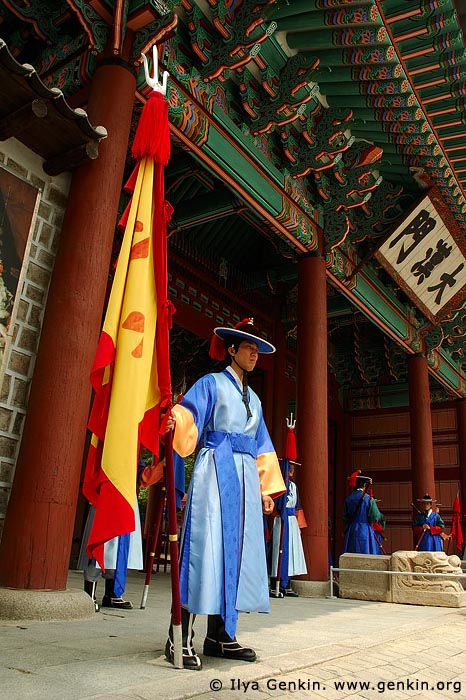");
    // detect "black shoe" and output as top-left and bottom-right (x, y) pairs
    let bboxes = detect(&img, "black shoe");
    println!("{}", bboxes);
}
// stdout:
(269, 587), (285, 598)
(101, 595), (133, 610)
(283, 587), (299, 597)
(203, 636), (256, 662)
(165, 638), (203, 670)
